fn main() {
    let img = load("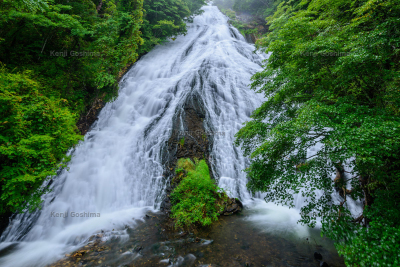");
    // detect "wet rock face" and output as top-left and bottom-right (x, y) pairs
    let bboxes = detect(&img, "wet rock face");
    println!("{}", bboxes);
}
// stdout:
(161, 93), (213, 215)
(0, 211), (13, 237)
(314, 252), (323, 261)
(160, 92), (242, 224)
(314, 252), (330, 267)
(232, 12), (269, 44)
(76, 97), (105, 135)
(168, 93), (212, 162)
(220, 198), (243, 216)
